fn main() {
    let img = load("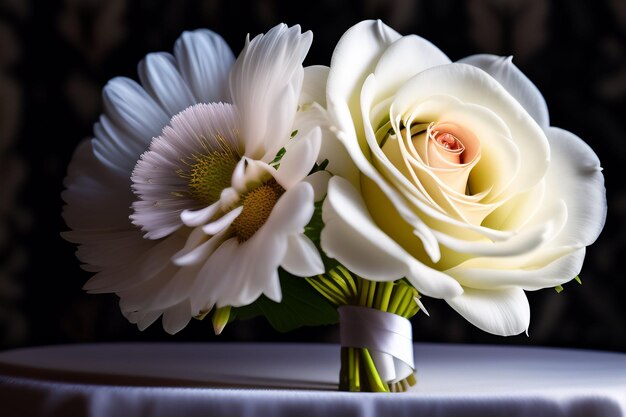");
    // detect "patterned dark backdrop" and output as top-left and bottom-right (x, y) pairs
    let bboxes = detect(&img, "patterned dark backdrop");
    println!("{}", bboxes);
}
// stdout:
(0, 0), (624, 351)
